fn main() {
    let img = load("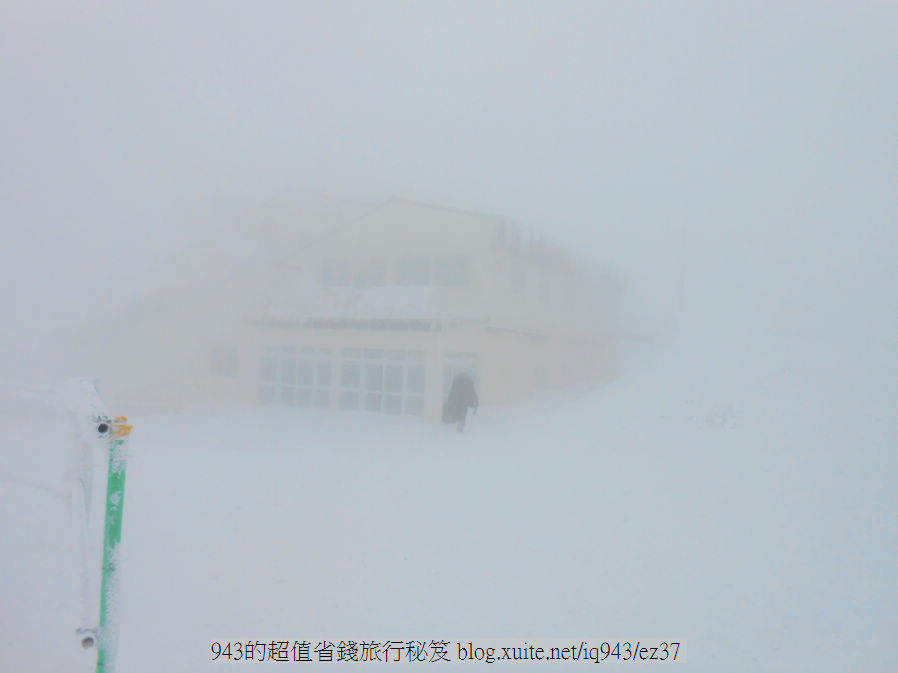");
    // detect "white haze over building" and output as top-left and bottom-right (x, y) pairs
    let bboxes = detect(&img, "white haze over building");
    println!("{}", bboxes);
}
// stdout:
(1, 1), (896, 671)
(1, 0), (894, 381)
